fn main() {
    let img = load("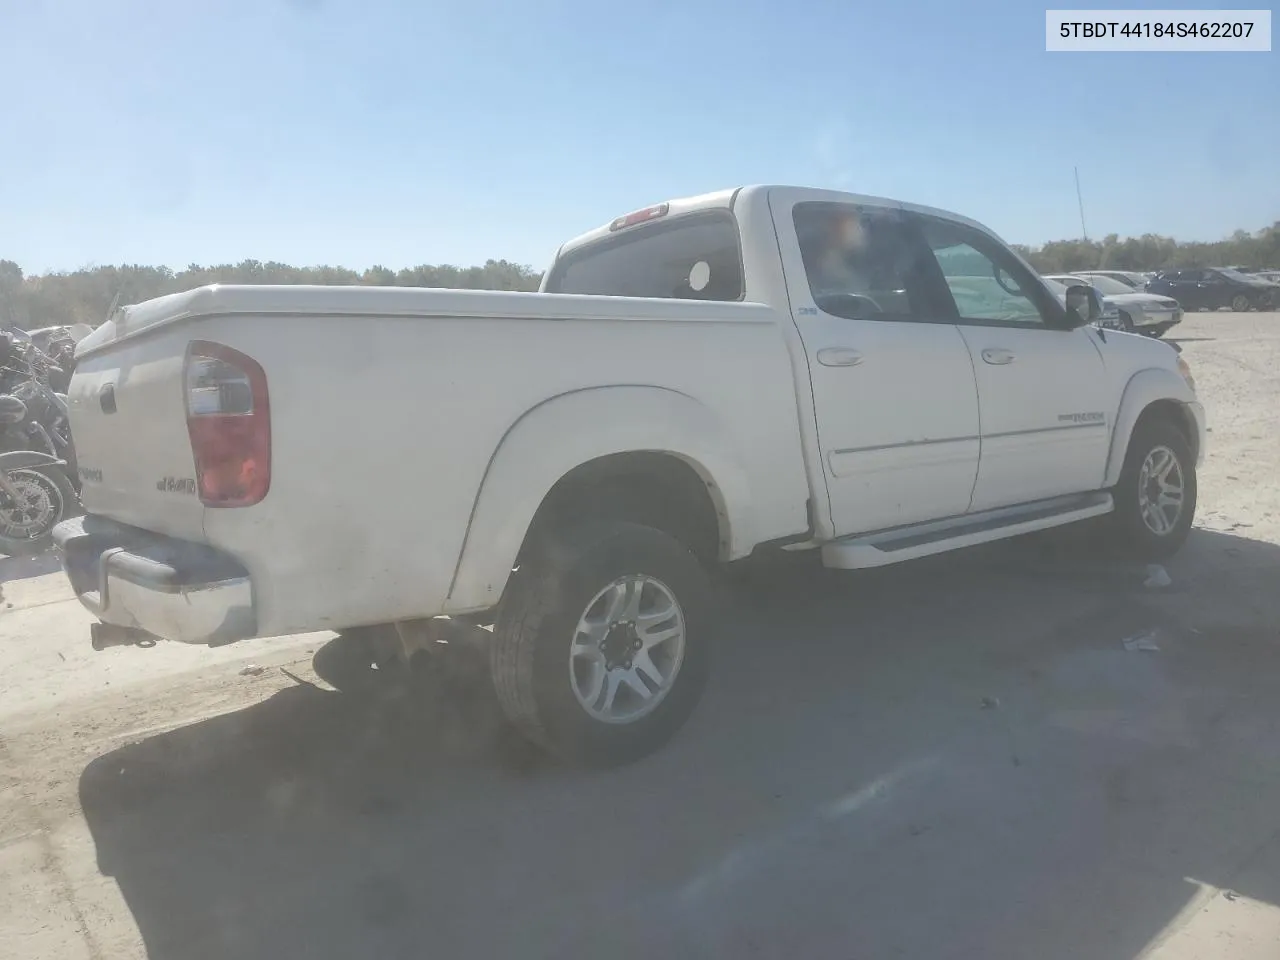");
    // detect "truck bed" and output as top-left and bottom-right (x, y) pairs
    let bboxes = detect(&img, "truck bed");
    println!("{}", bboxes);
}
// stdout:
(68, 284), (812, 637)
